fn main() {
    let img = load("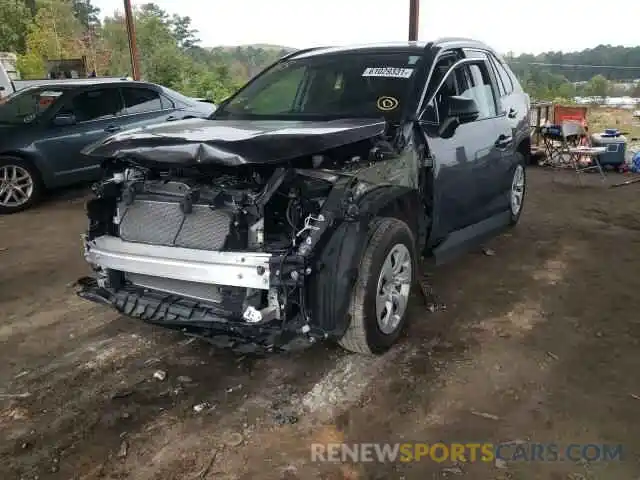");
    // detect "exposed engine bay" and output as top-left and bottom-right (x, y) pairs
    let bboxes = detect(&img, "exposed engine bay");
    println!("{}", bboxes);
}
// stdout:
(78, 129), (425, 353)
